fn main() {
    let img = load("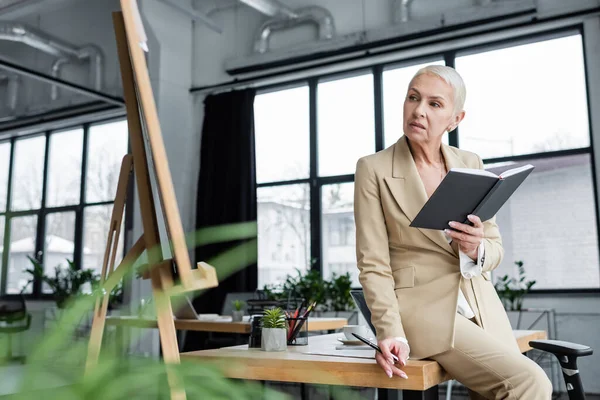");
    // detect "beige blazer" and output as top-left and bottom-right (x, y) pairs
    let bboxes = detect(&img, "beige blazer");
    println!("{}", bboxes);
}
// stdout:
(354, 135), (516, 360)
